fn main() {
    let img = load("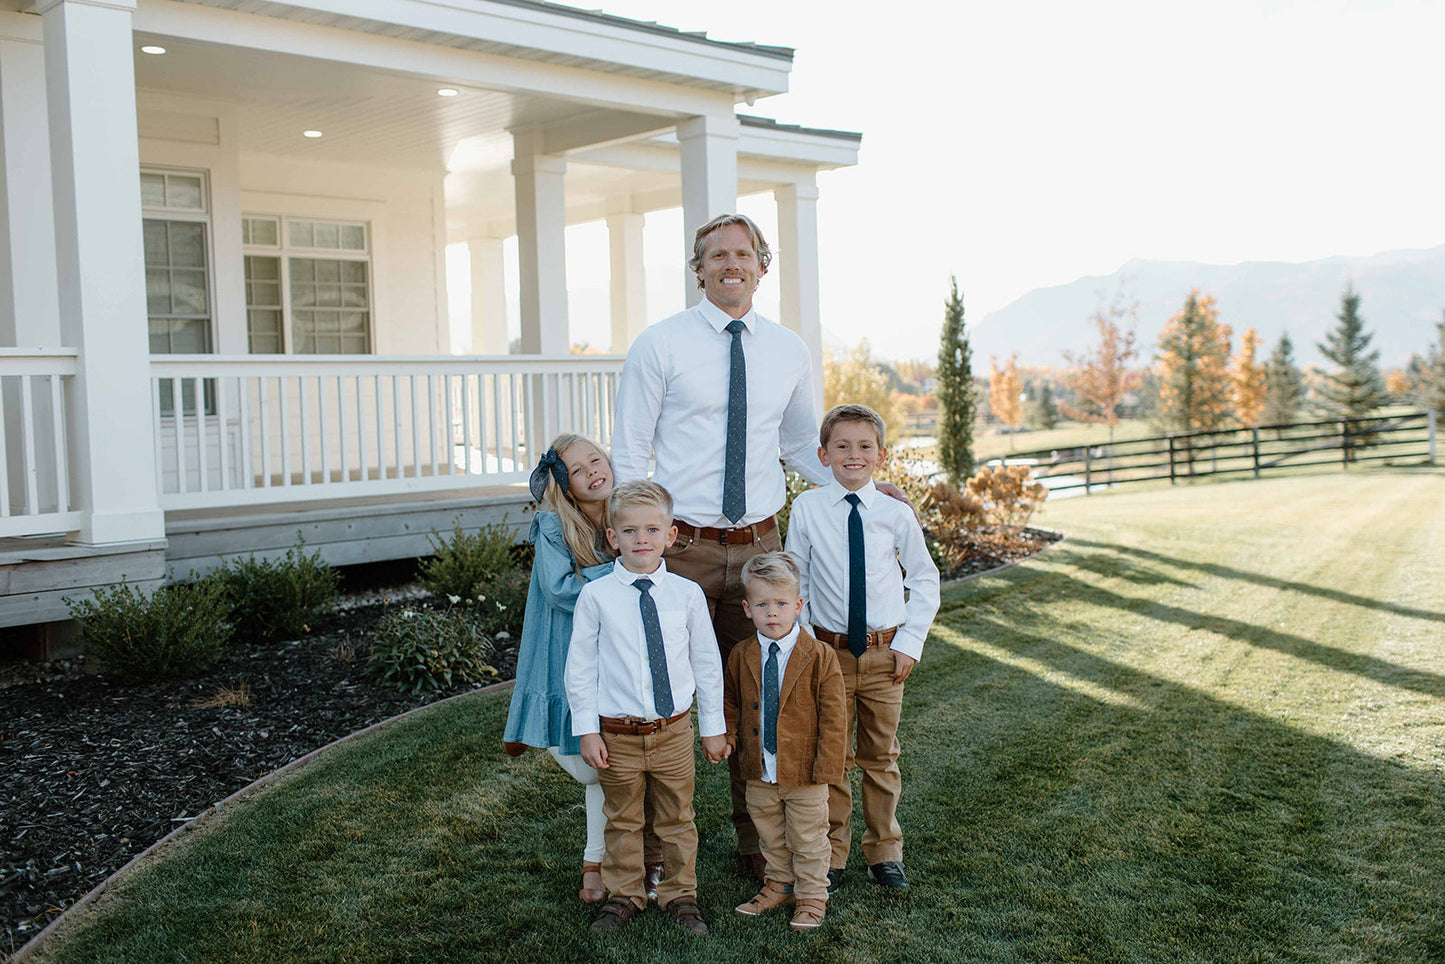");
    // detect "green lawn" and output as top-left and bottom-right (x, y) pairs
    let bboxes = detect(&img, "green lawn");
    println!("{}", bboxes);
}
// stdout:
(31, 468), (1445, 963)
